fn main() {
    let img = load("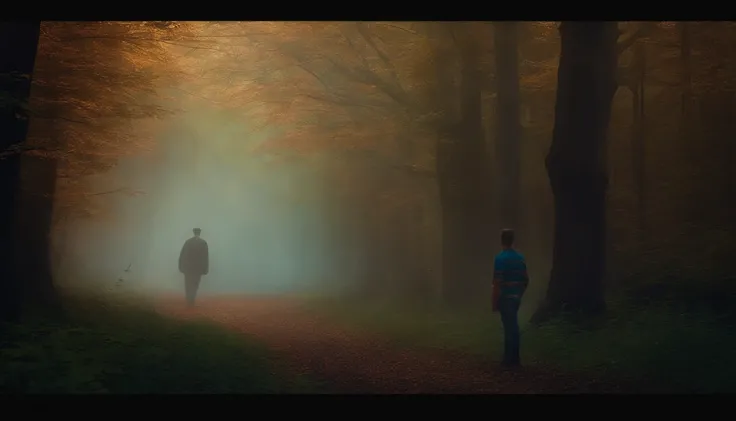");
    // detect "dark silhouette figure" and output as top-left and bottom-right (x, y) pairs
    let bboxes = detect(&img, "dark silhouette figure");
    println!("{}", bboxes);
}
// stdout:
(492, 229), (529, 367)
(179, 228), (209, 306)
